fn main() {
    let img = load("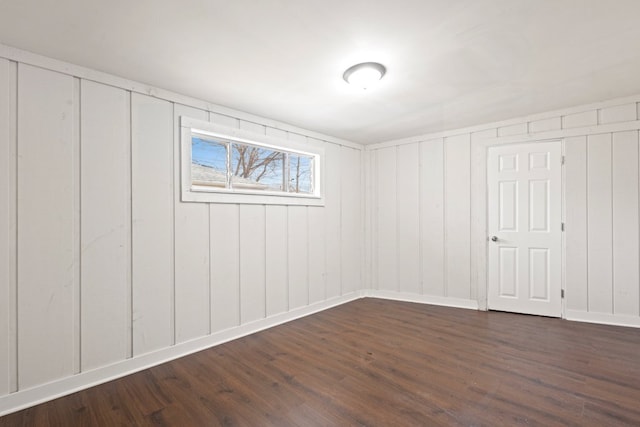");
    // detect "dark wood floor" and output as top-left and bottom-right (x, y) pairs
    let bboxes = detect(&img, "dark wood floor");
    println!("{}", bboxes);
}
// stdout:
(2, 298), (640, 426)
